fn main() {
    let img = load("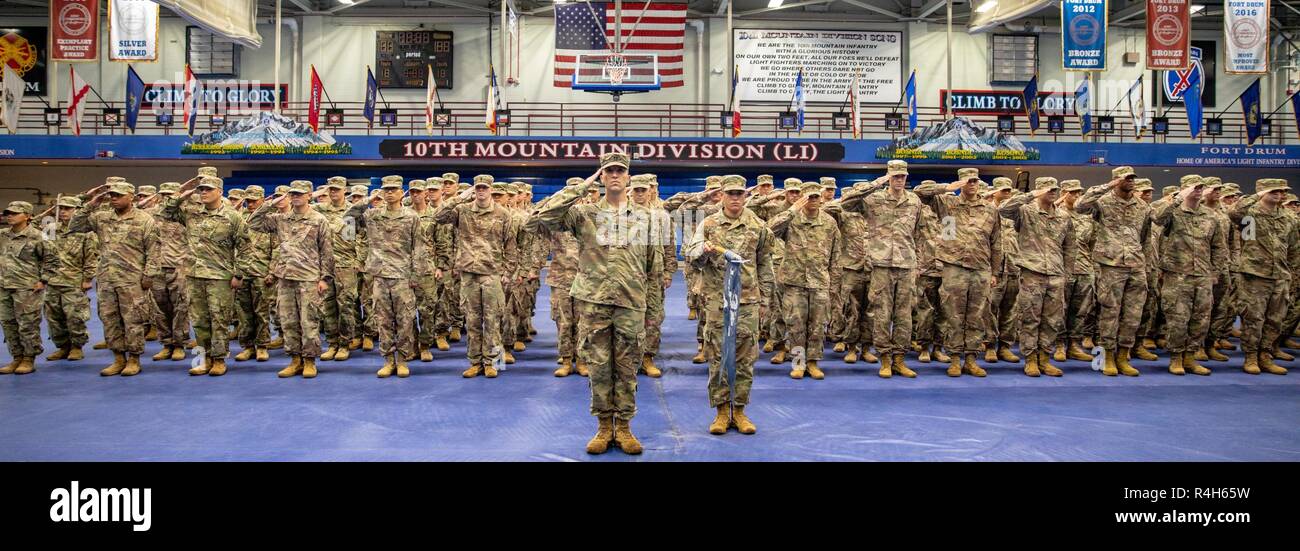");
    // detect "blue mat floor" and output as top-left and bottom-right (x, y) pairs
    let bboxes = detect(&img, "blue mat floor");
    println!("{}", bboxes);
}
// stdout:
(2, 270), (1298, 461)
